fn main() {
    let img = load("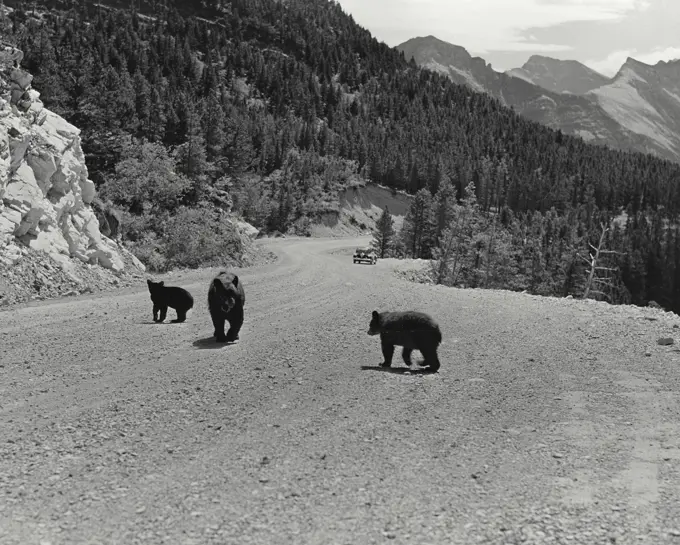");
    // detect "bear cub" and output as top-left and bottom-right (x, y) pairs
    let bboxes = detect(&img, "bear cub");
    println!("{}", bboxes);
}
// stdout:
(147, 279), (194, 323)
(368, 310), (442, 372)
(208, 270), (246, 343)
